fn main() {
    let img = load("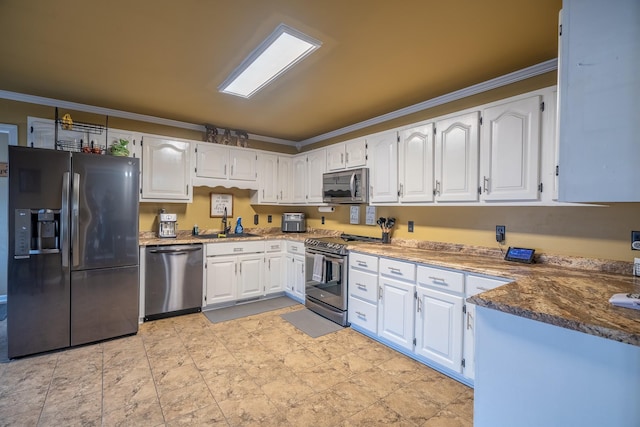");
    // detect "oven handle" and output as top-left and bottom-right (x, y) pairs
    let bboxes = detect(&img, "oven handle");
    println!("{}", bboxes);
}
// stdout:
(305, 249), (346, 262)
